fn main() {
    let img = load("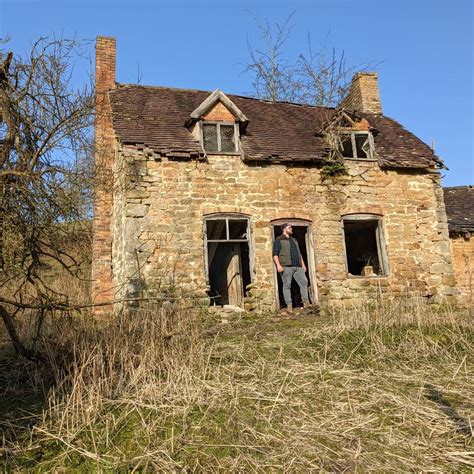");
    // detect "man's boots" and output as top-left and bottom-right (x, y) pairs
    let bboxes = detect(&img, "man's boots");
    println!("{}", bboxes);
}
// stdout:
(282, 305), (293, 315)
(303, 301), (320, 313)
